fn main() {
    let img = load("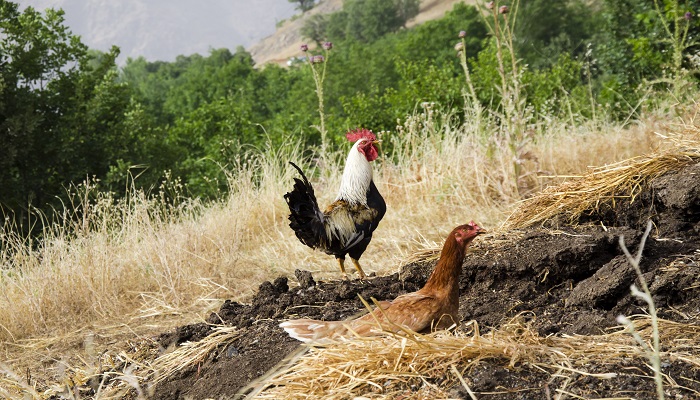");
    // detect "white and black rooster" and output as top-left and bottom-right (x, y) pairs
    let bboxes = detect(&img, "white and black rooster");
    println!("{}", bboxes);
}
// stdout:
(284, 128), (385, 279)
